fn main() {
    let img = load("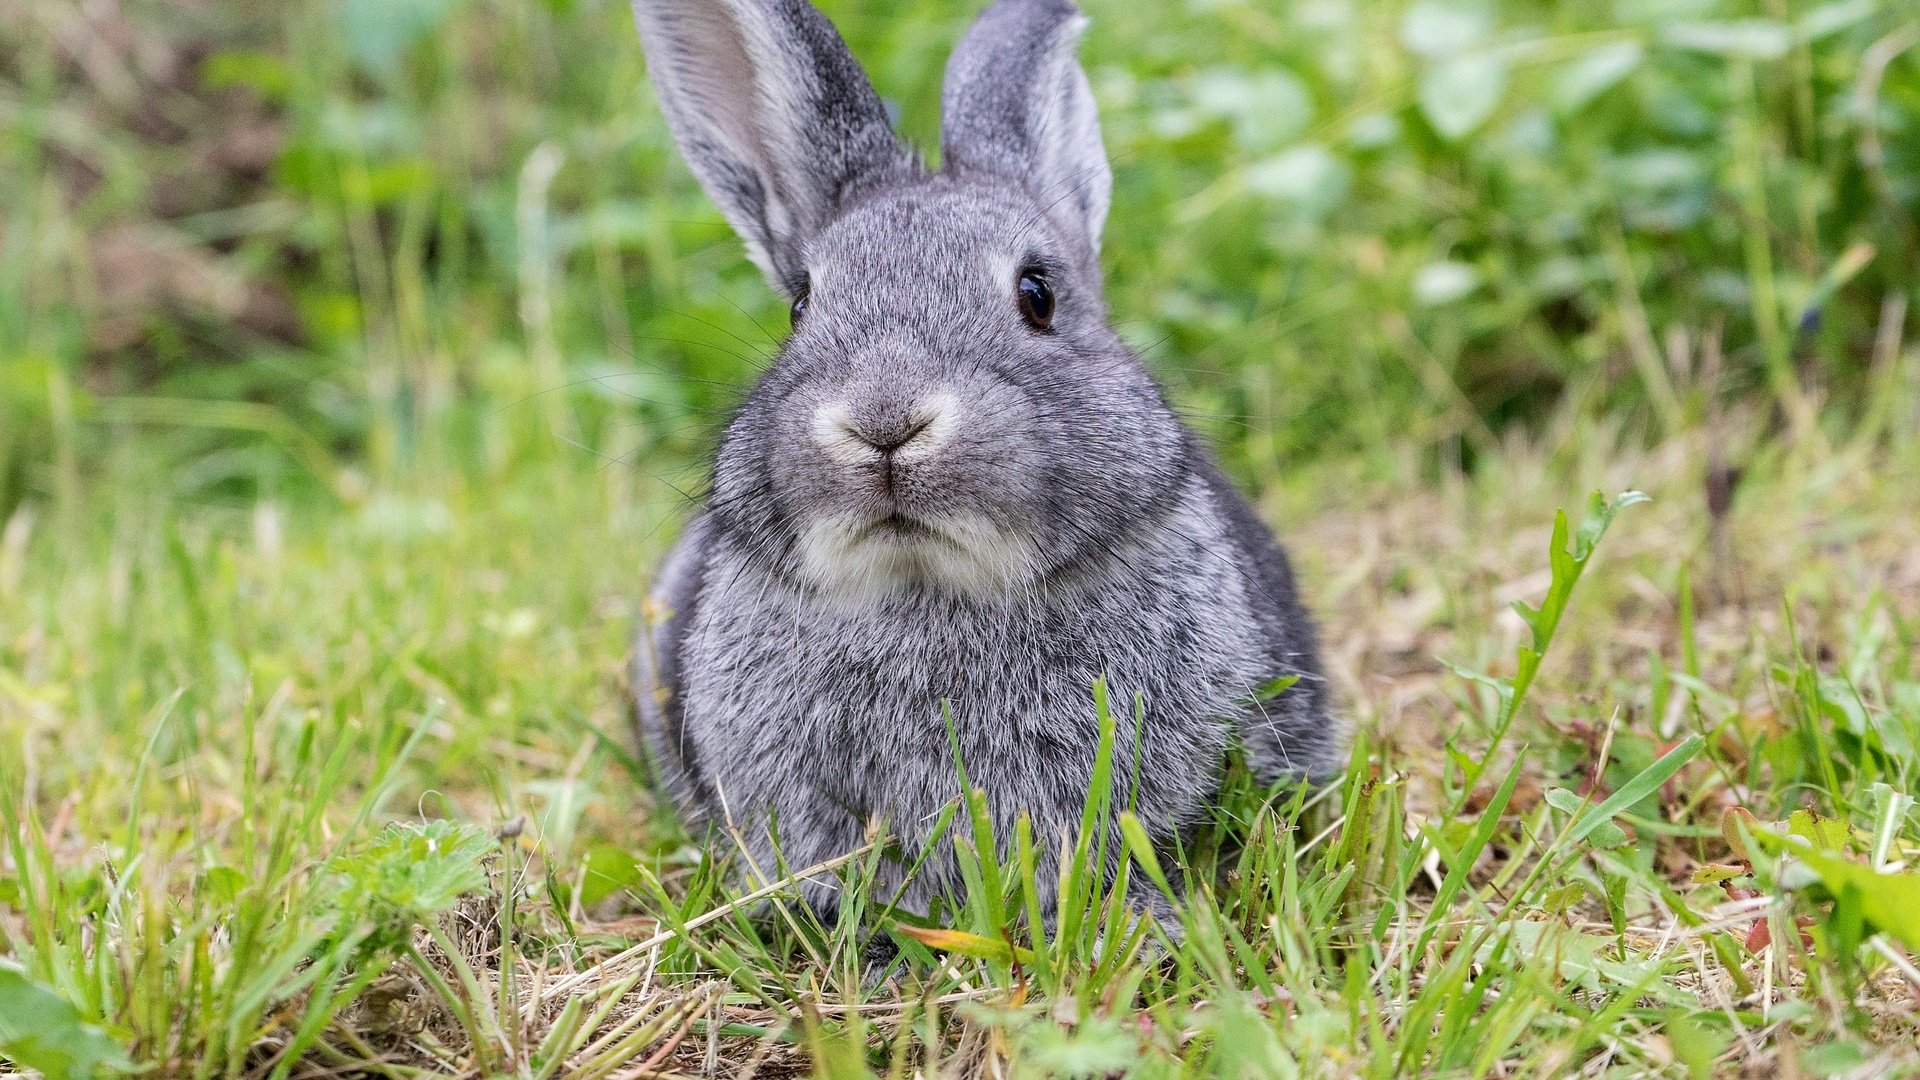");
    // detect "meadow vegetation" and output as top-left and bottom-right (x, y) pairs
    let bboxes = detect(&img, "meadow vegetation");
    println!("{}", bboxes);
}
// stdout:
(2, 0), (1919, 1074)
